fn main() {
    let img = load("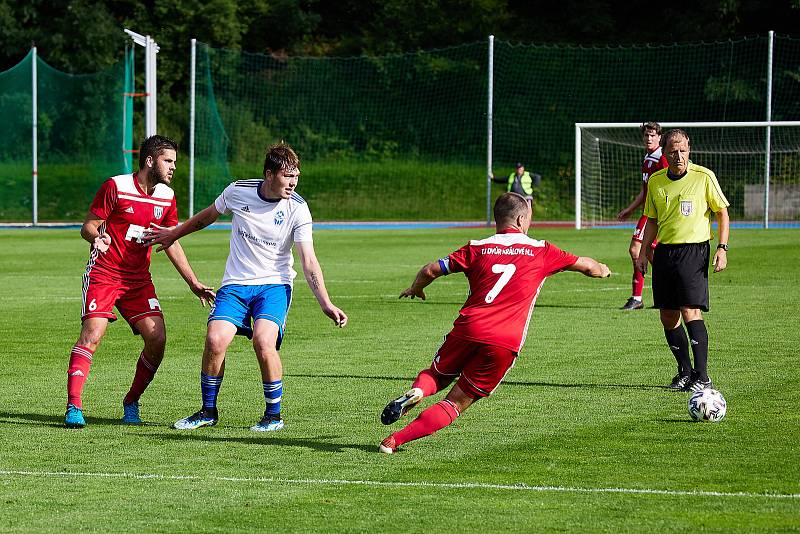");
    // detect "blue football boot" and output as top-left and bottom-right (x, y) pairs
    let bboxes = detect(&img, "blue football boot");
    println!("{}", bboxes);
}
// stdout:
(64, 404), (86, 428)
